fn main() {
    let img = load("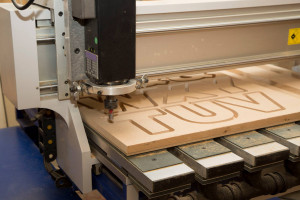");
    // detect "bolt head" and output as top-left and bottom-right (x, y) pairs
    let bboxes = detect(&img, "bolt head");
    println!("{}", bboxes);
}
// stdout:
(74, 48), (80, 54)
